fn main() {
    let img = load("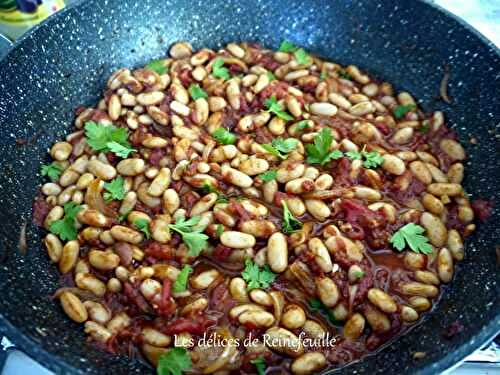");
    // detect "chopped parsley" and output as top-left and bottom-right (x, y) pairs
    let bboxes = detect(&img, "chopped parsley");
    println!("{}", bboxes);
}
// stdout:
(103, 176), (125, 202)
(172, 265), (193, 293)
(261, 138), (298, 160)
(157, 347), (192, 375)
(282, 201), (303, 234)
(168, 216), (209, 257)
(41, 162), (63, 182)
(188, 84), (208, 100)
(393, 104), (417, 119)
(241, 258), (277, 291)
(84, 122), (135, 158)
(134, 218), (150, 239)
(212, 127), (237, 145)
(212, 57), (231, 80)
(264, 95), (293, 121)
(49, 202), (83, 241)
(305, 128), (343, 165)
(390, 223), (433, 254)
